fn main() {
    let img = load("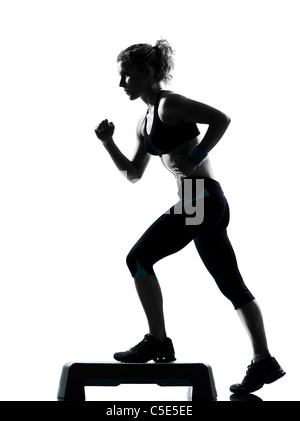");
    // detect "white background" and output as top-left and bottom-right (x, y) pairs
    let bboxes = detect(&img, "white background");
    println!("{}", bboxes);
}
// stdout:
(0, 0), (299, 401)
